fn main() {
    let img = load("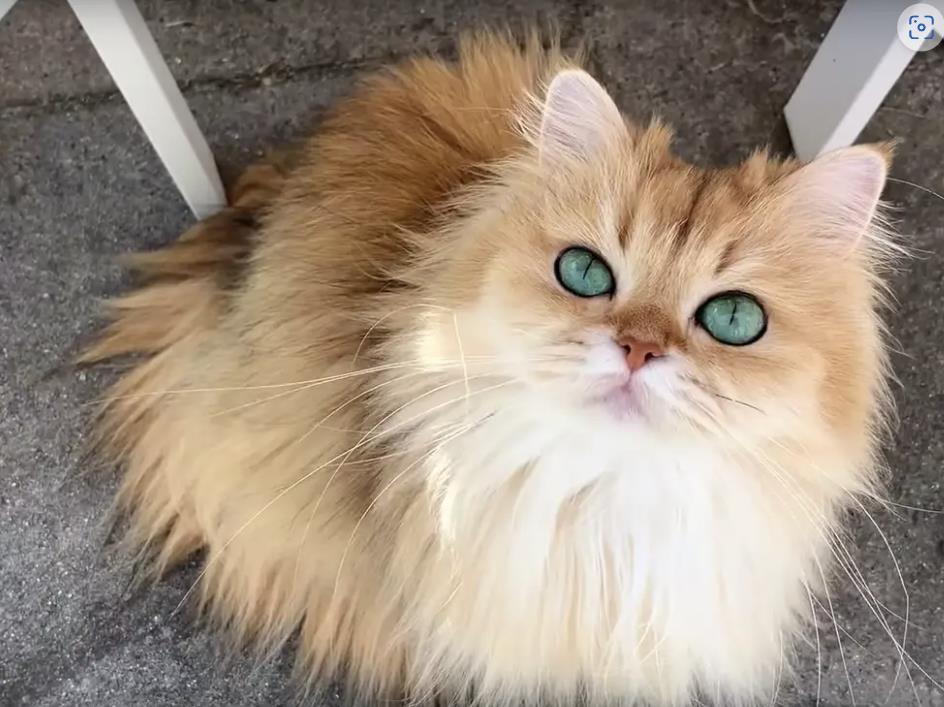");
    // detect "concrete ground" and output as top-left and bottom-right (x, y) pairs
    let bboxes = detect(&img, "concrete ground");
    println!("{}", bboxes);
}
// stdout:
(1, 1), (942, 705)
